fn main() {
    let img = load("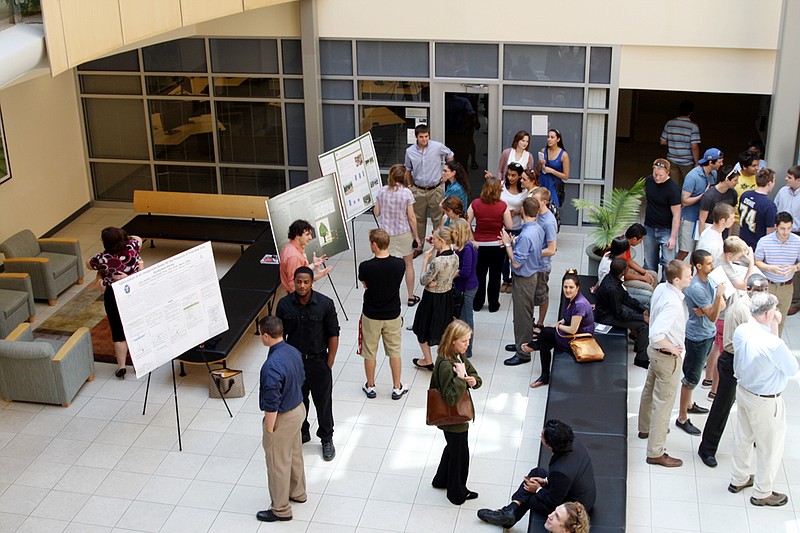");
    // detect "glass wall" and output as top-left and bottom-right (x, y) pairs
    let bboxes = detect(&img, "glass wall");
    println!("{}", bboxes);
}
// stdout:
(0, 108), (9, 186)
(78, 38), (304, 202)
